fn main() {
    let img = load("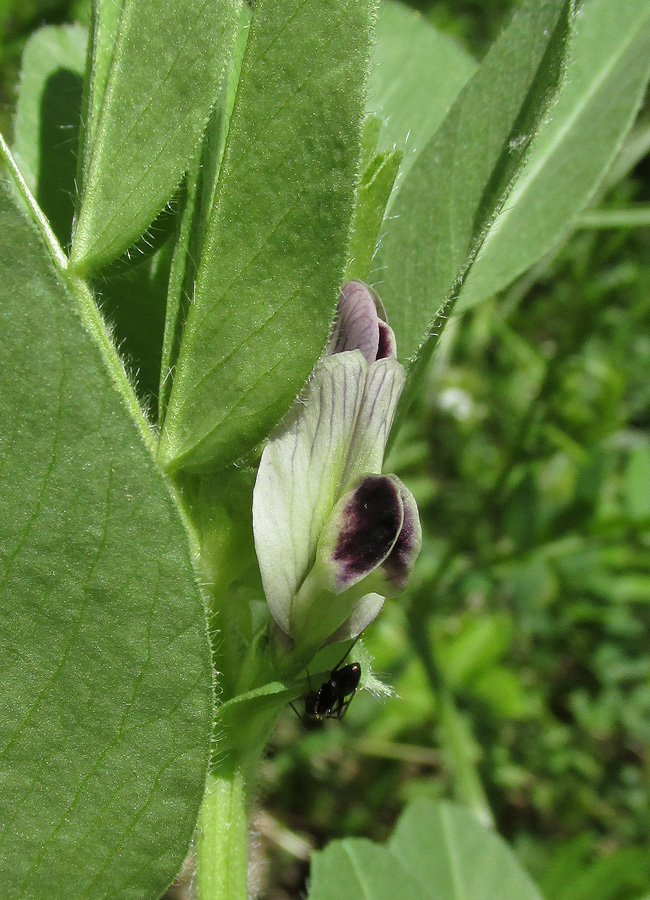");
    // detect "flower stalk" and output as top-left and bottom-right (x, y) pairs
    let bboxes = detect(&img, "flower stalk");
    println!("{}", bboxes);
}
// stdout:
(196, 769), (249, 900)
